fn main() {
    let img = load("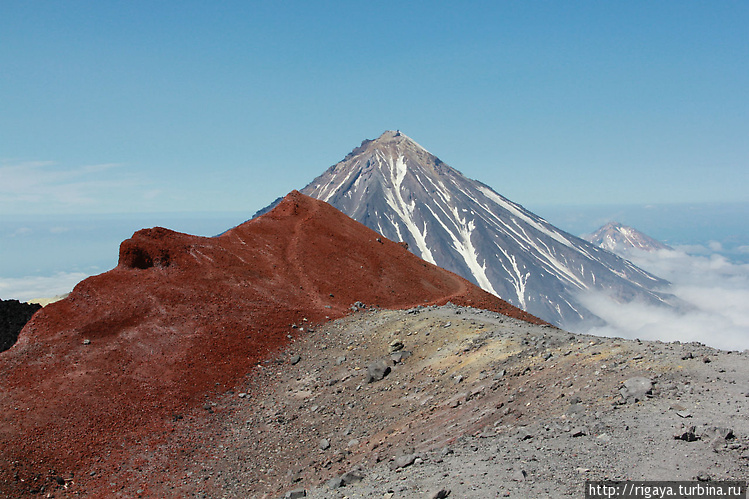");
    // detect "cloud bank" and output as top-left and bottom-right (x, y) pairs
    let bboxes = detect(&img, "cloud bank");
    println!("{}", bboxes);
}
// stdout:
(577, 245), (749, 351)
(0, 272), (90, 302)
